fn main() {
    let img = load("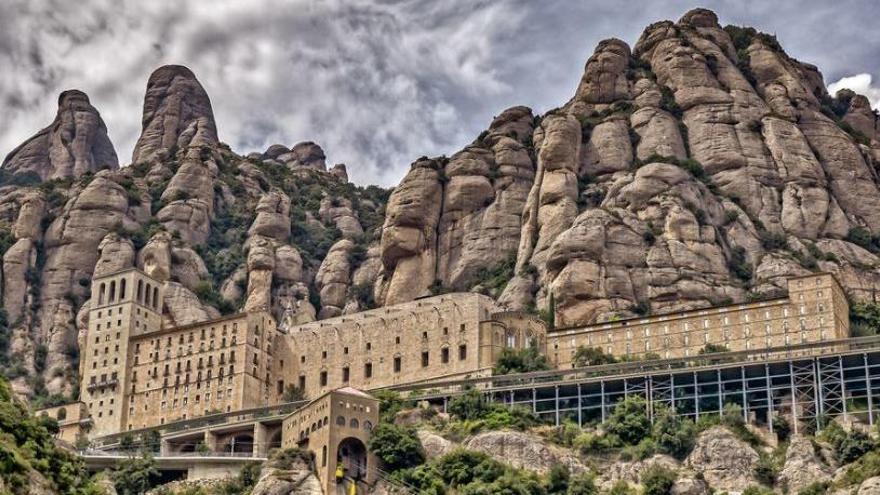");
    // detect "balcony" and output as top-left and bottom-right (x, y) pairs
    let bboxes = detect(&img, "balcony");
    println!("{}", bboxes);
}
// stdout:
(86, 378), (118, 392)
